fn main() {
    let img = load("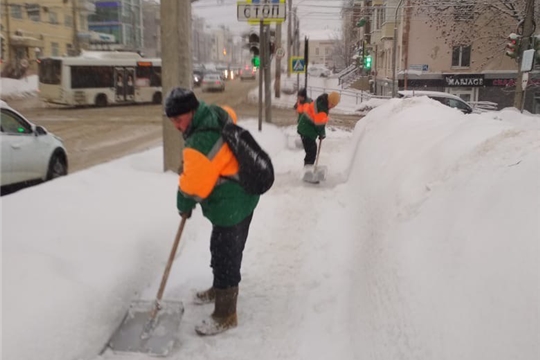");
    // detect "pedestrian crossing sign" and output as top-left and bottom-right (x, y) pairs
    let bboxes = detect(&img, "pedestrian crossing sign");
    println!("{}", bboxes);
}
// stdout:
(291, 57), (305, 74)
